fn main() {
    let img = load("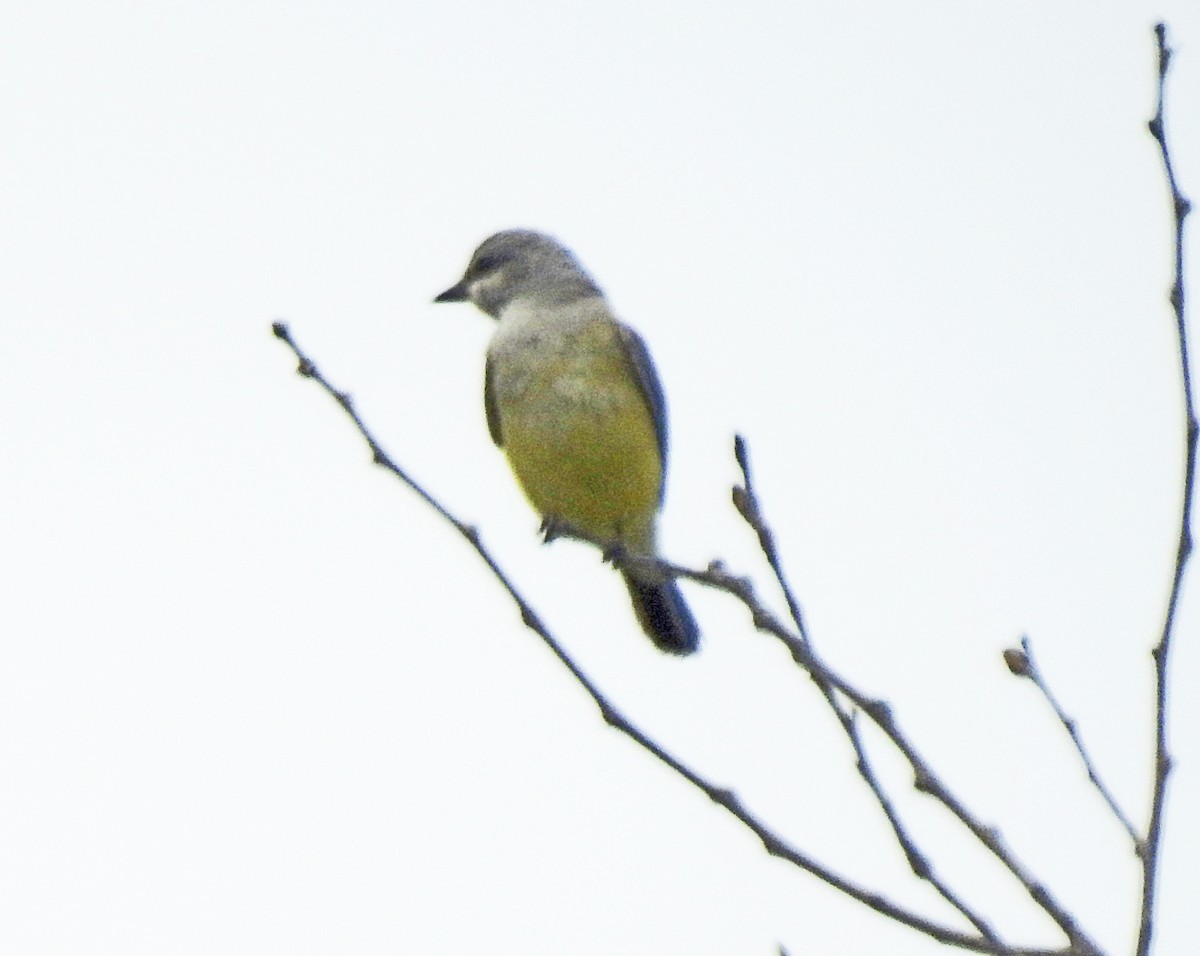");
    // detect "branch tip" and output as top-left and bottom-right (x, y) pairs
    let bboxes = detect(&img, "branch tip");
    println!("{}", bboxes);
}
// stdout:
(734, 433), (750, 474)
(1003, 647), (1032, 677)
